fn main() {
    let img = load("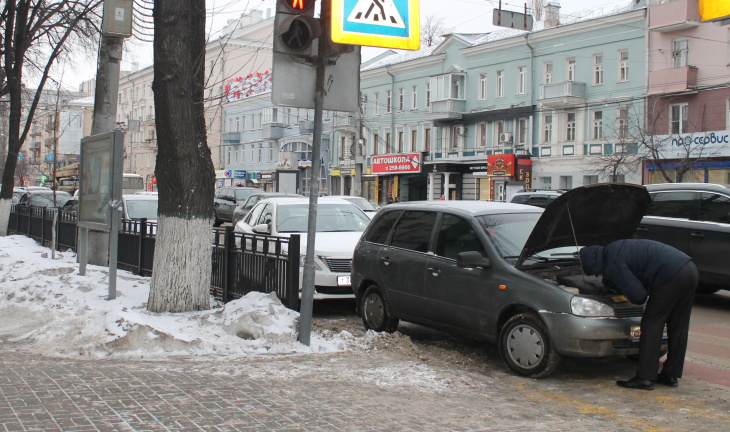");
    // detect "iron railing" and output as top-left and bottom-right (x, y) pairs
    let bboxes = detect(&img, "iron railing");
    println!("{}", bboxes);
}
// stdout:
(7, 205), (300, 310)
